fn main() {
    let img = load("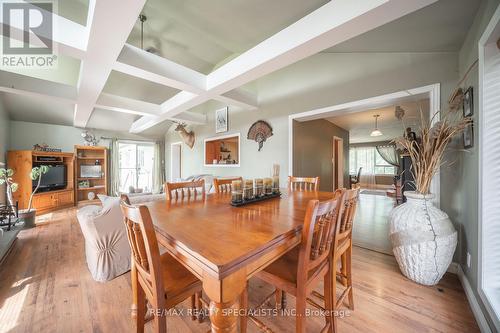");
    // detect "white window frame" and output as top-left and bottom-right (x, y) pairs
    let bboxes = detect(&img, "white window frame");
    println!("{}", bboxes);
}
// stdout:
(349, 146), (396, 176)
(478, 5), (500, 331)
(118, 140), (155, 192)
